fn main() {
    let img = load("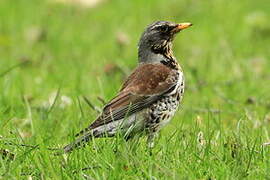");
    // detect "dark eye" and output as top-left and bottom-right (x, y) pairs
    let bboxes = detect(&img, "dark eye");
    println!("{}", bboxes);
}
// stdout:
(158, 25), (168, 32)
